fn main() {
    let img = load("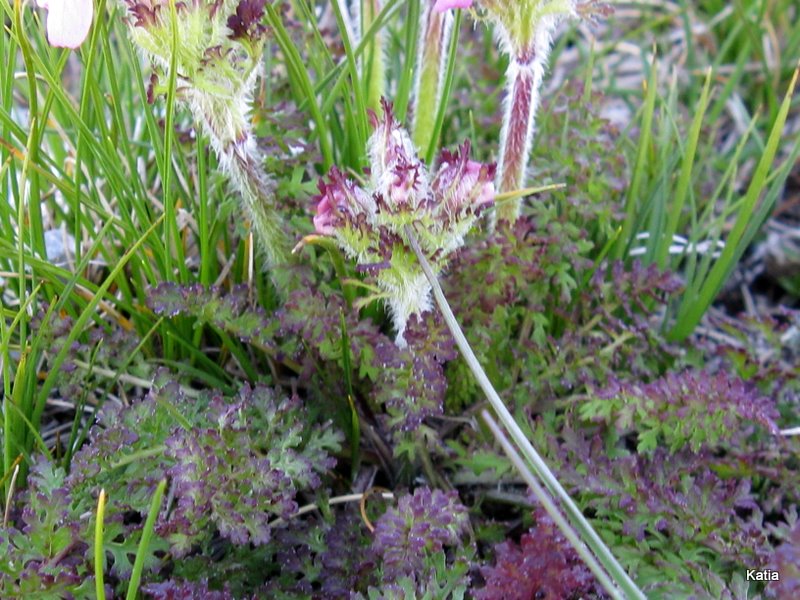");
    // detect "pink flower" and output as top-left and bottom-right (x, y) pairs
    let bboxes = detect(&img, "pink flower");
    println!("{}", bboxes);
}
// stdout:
(367, 101), (430, 211)
(313, 167), (376, 236)
(434, 0), (473, 11)
(432, 141), (495, 217)
(313, 193), (335, 236)
(312, 101), (494, 345)
(37, 0), (94, 48)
